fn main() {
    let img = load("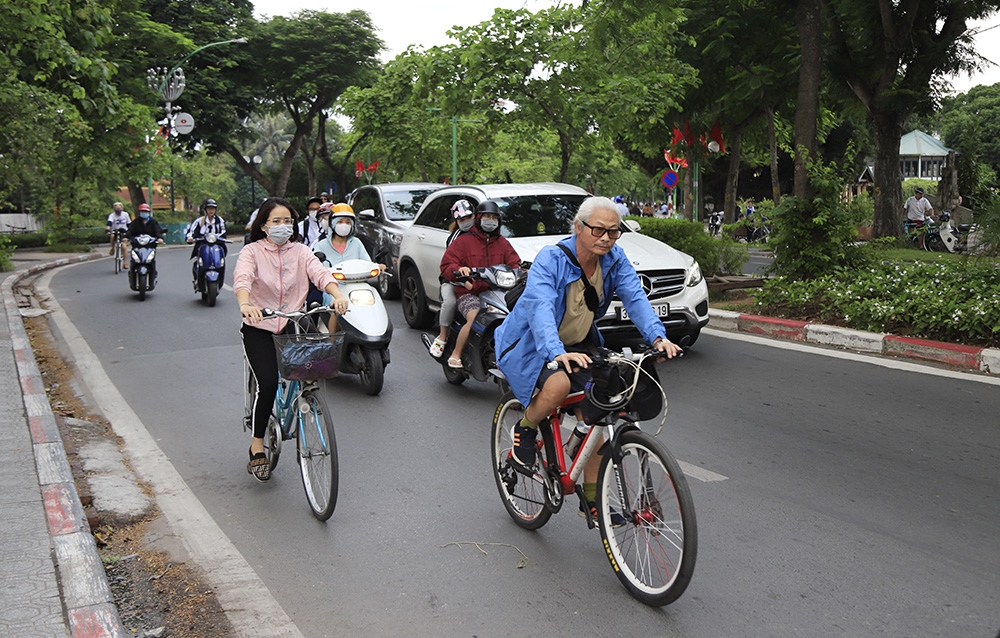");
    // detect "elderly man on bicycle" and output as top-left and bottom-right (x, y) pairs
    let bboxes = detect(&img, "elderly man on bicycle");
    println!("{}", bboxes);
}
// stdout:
(494, 196), (682, 518)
